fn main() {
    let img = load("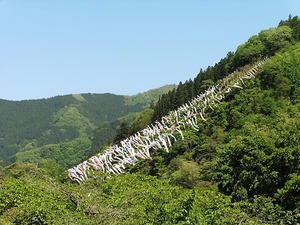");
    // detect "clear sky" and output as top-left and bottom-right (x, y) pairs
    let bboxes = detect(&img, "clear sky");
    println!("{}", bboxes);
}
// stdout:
(1, 1), (299, 100)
